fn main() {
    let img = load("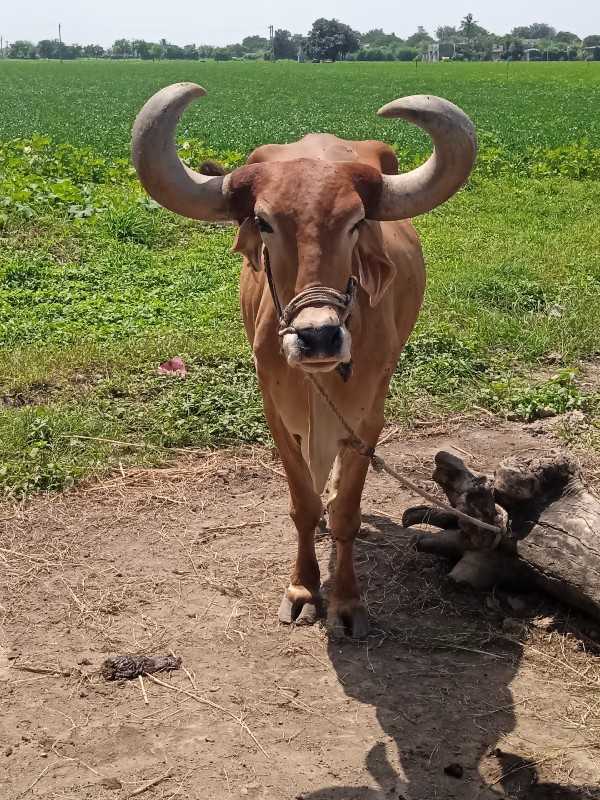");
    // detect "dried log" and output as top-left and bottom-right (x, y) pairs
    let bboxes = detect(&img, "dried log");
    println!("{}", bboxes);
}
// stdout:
(403, 451), (600, 620)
